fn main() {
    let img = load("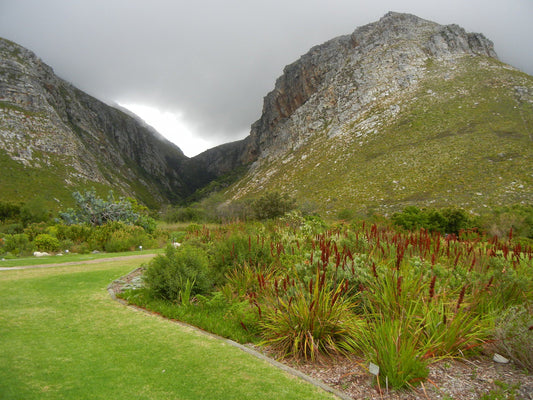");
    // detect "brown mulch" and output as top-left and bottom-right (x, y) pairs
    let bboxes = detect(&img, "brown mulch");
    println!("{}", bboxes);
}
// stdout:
(111, 270), (533, 400)
(284, 354), (533, 399)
